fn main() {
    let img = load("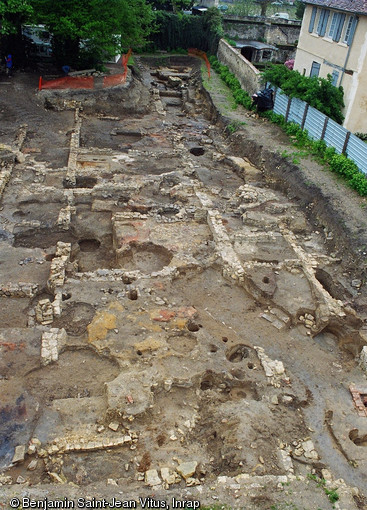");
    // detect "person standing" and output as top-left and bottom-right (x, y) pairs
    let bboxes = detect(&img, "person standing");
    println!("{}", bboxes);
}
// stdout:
(5, 54), (13, 76)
